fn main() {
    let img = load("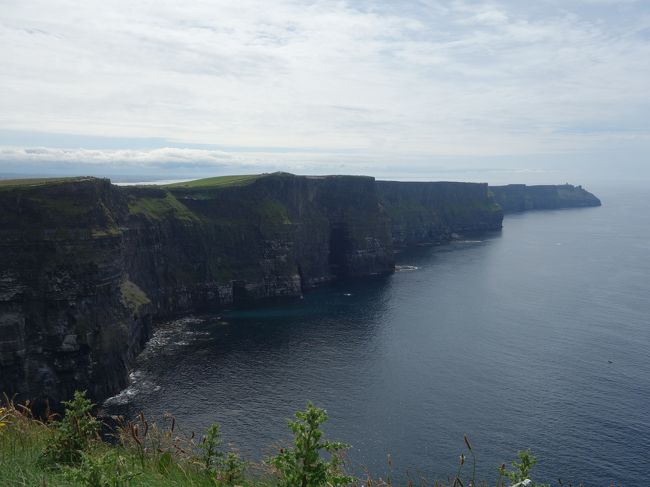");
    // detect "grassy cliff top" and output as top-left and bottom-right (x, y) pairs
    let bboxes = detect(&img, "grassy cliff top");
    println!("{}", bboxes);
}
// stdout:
(0, 176), (98, 191)
(165, 174), (266, 189)
(162, 172), (370, 189)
